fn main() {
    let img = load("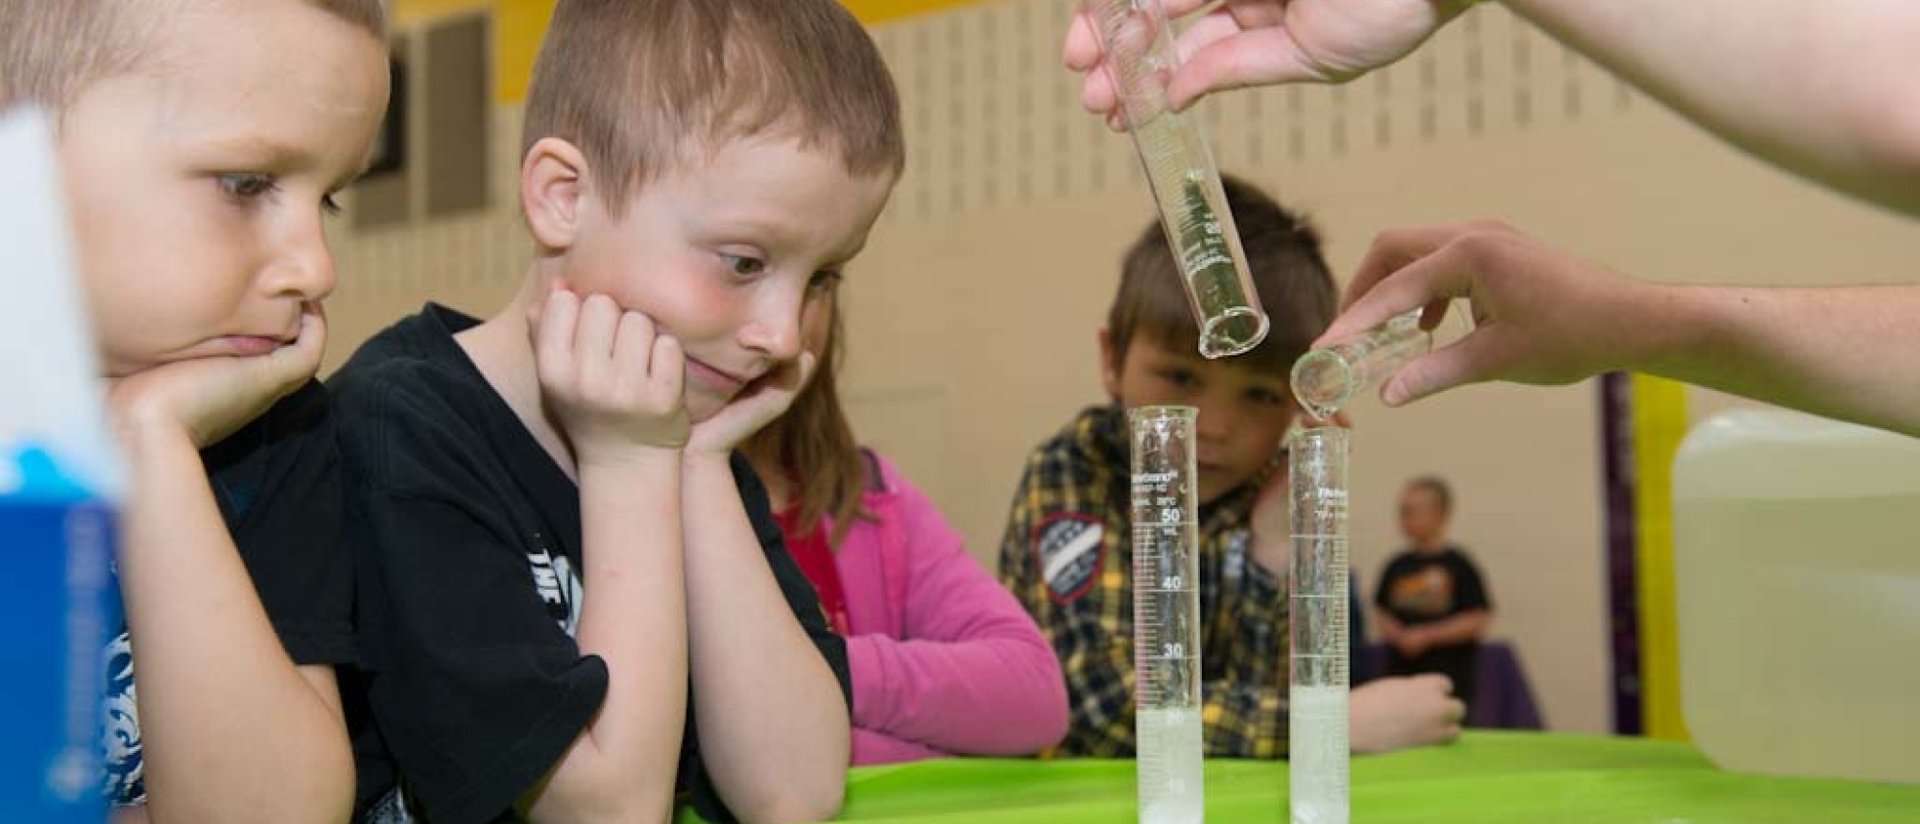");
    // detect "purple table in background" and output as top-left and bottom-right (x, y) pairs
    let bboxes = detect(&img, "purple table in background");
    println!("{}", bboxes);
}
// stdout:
(1358, 641), (1543, 730)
